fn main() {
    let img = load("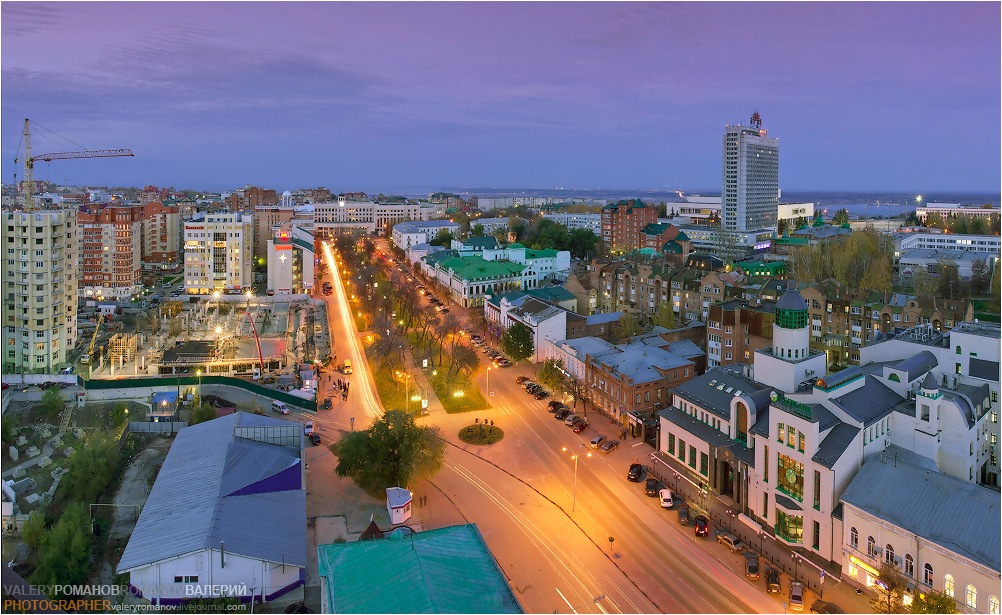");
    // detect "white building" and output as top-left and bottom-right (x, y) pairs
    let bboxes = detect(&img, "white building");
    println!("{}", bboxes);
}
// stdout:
(778, 202), (815, 225)
(266, 225), (315, 295)
(894, 231), (1001, 255)
(752, 289), (827, 392)
(839, 447), (1000, 613)
(542, 213), (601, 235)
(1, 207), (79, 374)
(183, 212), (254, 295)
(541, 336), (617, 381)
(475, 196), (553, 211)
(722, 113), (779, 232)
(470, 217), (525, 236)
(391, 220), (460, 250)
(117, 412), (306, 606)
(480, 243), (571, 282)
(916, 202), (1000, 223)
(898, 249), (997, 280)
(313, 198), (433, 237)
